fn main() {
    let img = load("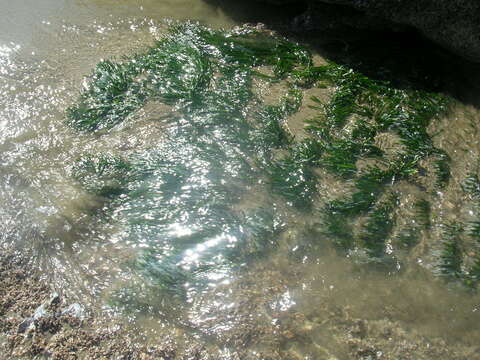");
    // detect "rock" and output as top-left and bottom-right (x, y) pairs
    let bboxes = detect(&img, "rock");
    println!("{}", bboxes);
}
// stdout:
(17, 293), (60, 333)
(60, 303), (85, 319)
(17, 317), (34, 334)
(252, 0), (480, 62)
(16, 293), (84, 334)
